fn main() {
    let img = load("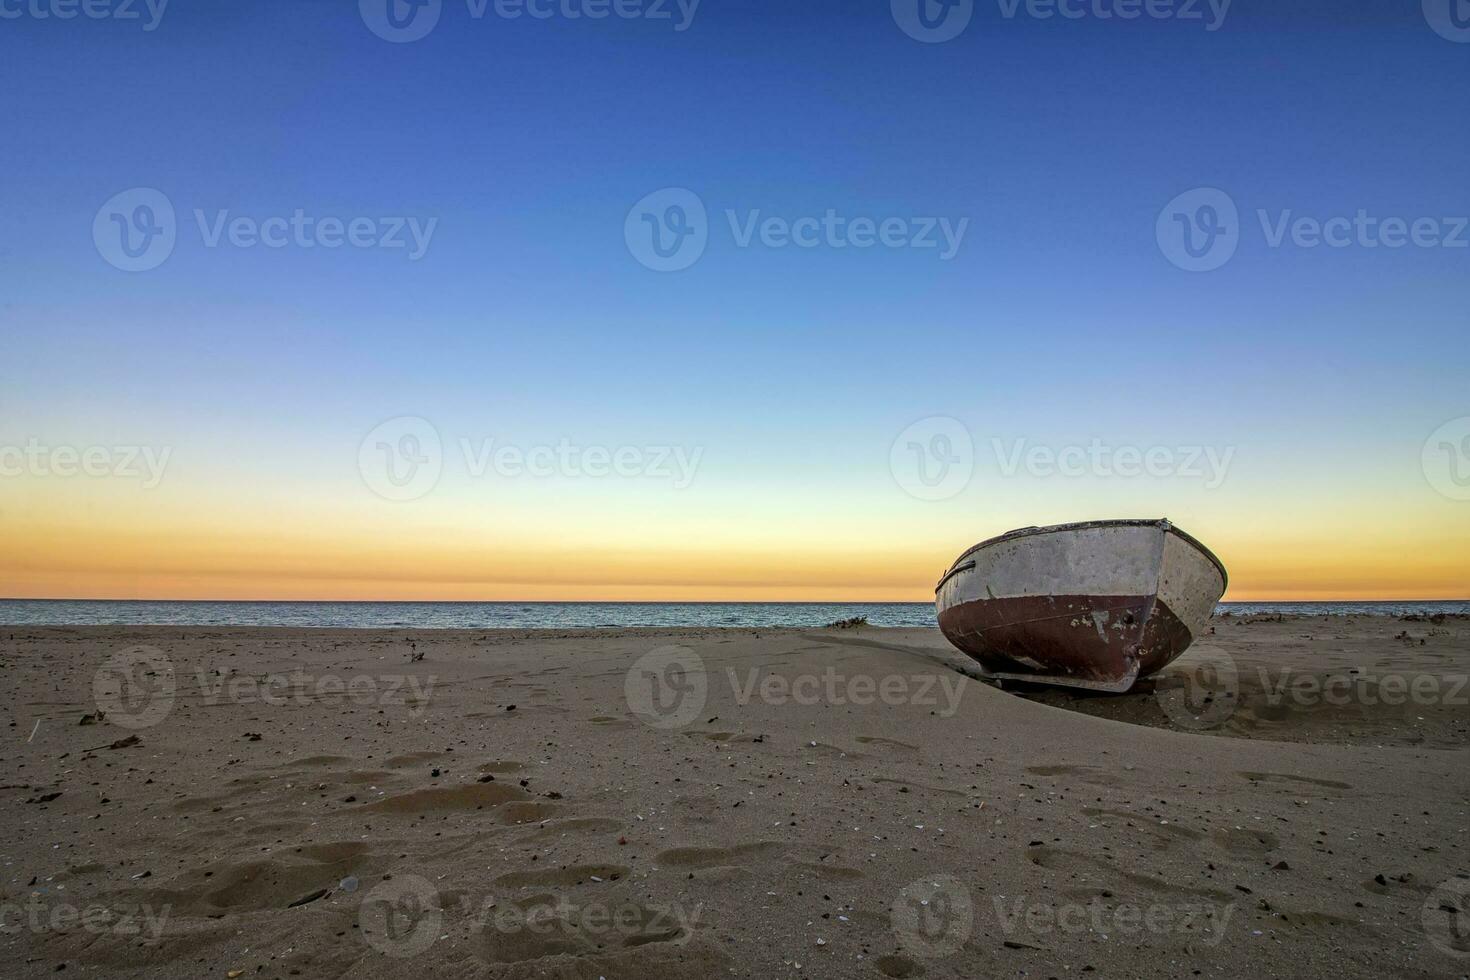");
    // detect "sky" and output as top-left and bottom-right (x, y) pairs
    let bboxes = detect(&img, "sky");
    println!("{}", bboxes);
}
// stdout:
(1, 0), (1468, 601)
